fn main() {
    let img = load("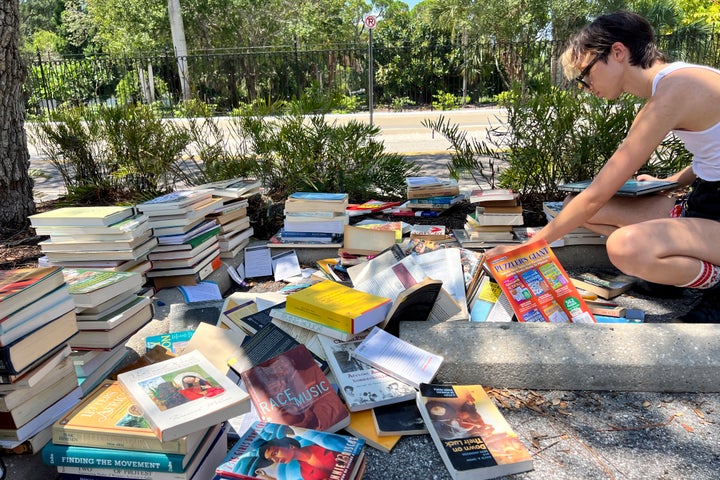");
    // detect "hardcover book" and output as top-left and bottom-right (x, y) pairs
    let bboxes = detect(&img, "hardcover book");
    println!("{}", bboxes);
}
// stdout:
(319, 334), (416, 412)
(352, 326), (443, 389)
(62, 269), (144, 309)
(29, 206), (135, 227)
(0, 266), (66, 320)
(285, 280), (392, 335)
(136, 189), (213, 212)
(240, 345), (350, 433)
(485, 239), (596, 323)
(53, 381), (207, 454)
(216, 420), (365, 480)
(116, 350), (251, 442)
(417, 383), (534, 480)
